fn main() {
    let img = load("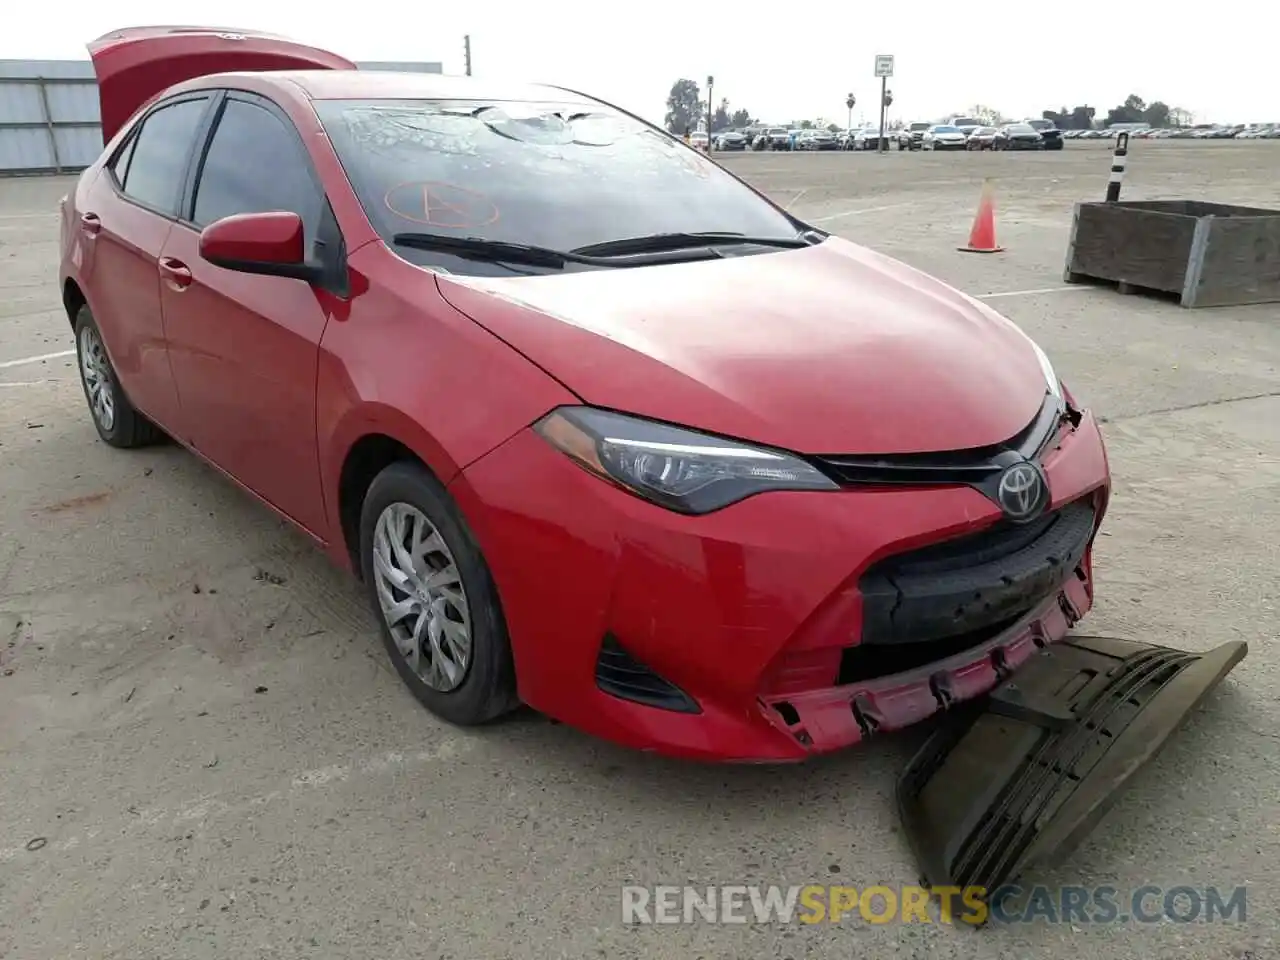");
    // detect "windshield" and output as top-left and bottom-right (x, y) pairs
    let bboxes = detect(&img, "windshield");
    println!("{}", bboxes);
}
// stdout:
(316, 99), (803, 276)
(952, 118), (979, 126)
(1008, 124), (1036, 133)
(933, 125), (960, 133)
(910, 122), (930, 131)
(1028, 119), (1052, 130)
